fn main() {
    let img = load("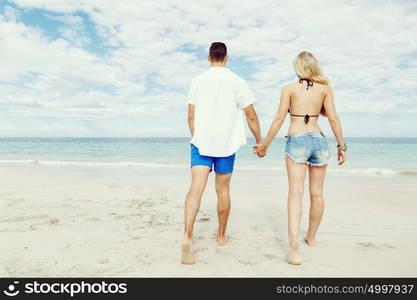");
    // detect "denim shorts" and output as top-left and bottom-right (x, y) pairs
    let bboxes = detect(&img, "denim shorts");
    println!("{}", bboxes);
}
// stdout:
(190, 144), (236, 174)
(285, 132), (330, 166)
